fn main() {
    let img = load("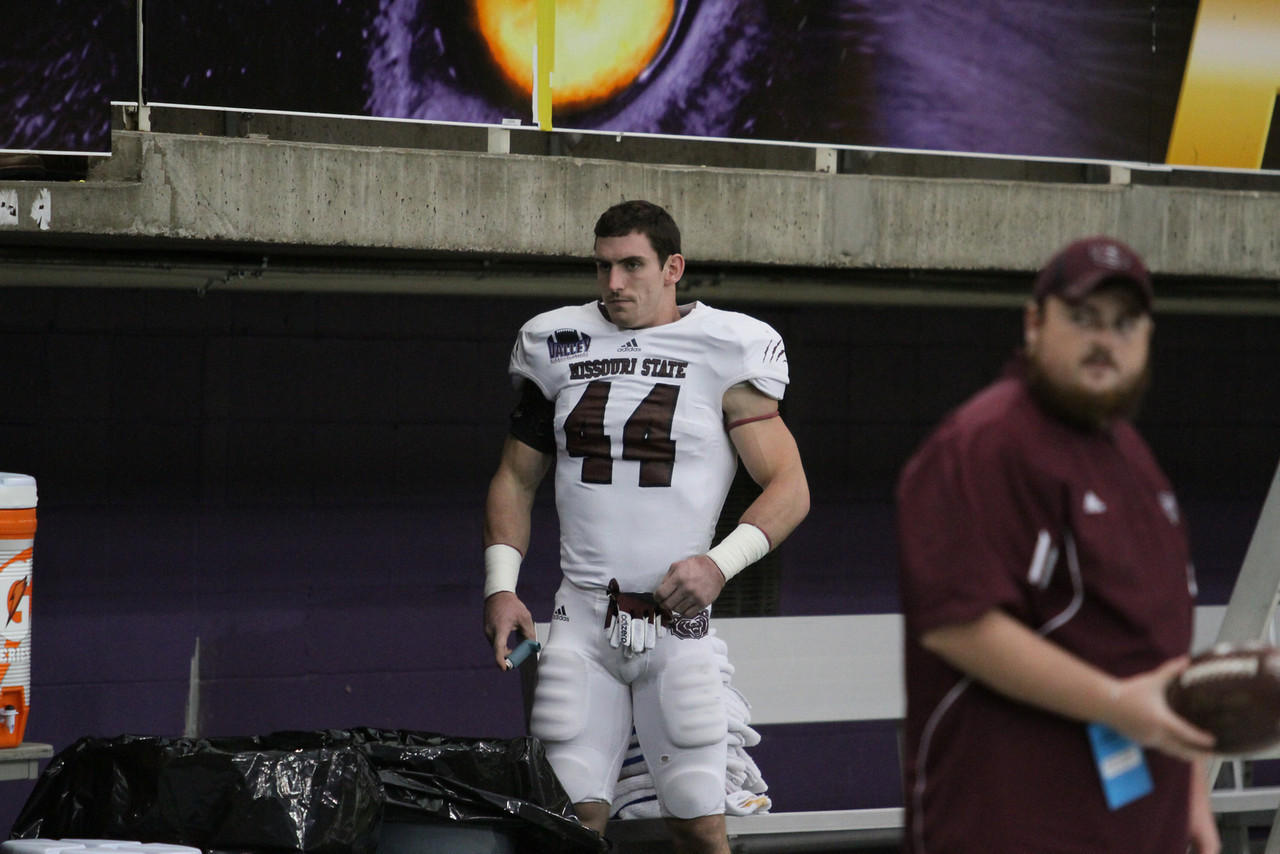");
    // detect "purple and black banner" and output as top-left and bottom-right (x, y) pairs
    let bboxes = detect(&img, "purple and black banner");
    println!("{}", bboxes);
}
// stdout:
(4, 1), (1278, 170)
(1, 0), (135, 155)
